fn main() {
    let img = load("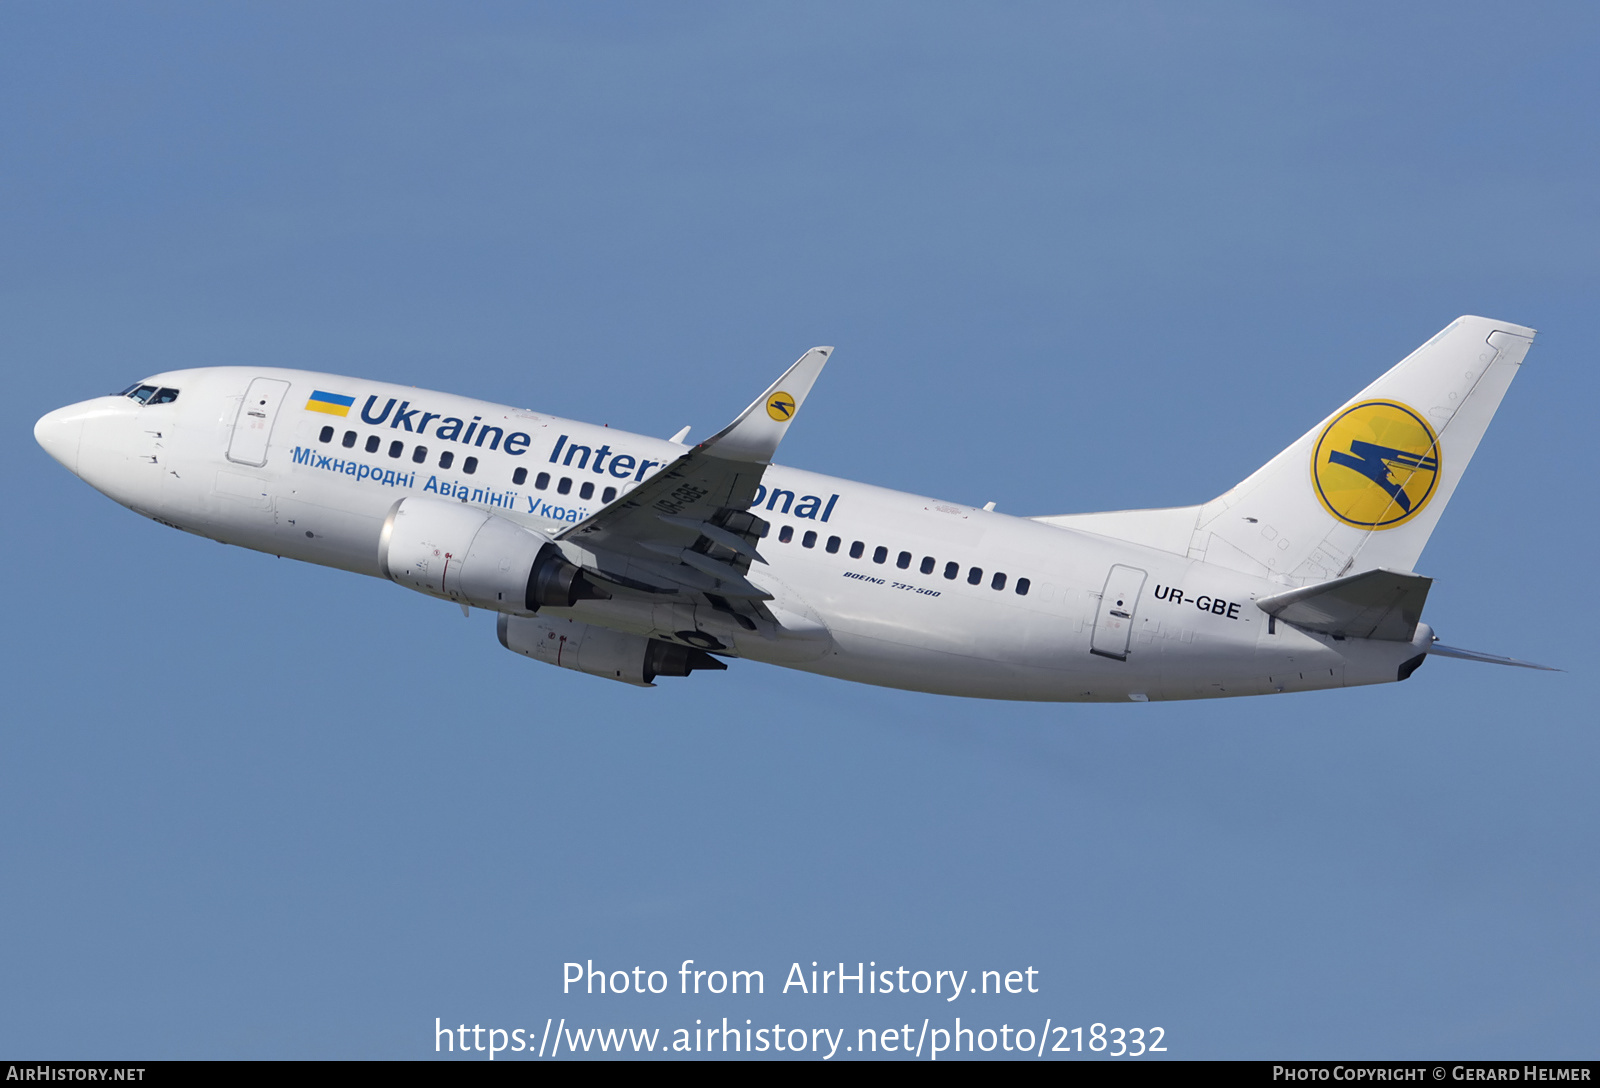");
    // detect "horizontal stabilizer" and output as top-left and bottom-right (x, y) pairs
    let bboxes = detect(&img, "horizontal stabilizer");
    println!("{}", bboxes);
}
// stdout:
(1256, 567), (1432, 641)
(1426, 641), (1559, 671)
